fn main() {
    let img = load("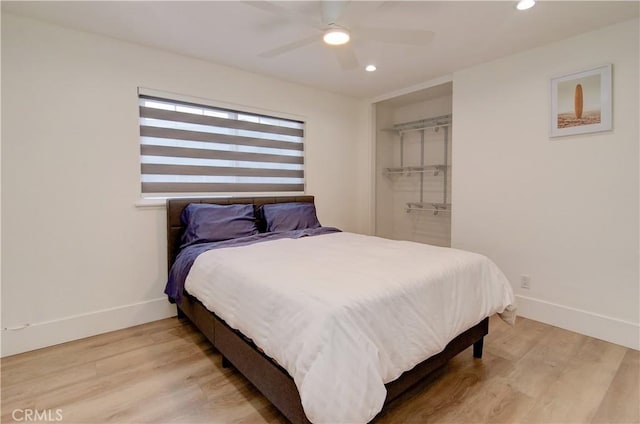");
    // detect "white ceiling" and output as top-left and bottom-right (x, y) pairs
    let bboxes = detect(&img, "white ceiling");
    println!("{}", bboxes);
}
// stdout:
(3, 1), (638, 99)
